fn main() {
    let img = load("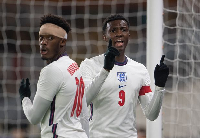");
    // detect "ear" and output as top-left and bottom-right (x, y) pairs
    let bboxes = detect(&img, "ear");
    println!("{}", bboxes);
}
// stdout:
(60, 39), (67, 47)
(103, 35), (108, 42)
